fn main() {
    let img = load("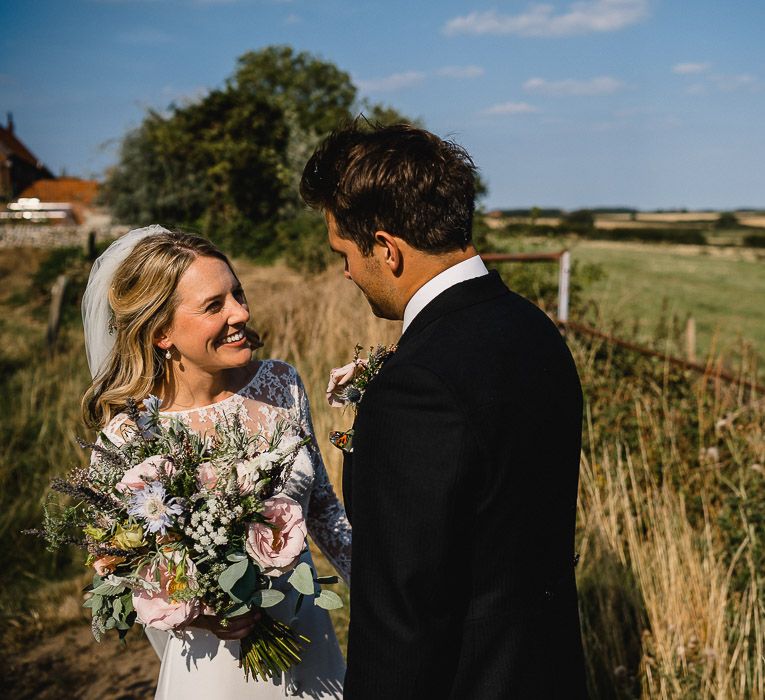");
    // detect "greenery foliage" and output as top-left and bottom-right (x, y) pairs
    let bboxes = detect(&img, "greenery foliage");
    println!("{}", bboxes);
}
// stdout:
(715, 211), (740, 229)
(102, 46), (417, 264)
(743, 232), (765, 248)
